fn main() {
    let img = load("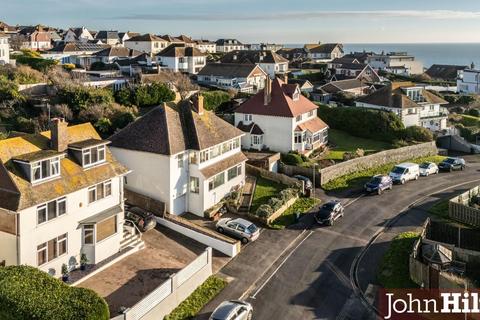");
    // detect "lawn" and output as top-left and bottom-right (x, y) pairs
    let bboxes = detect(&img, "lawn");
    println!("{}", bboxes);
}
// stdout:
(269, 197), (320, 229)
(428, 199), (450, 220)
(164, 276), (227, 320)
(250, 177), (287, 213)
(378, 232), (420, 289)
(460, 114), (480, 127)
(324, 129), (393, 161)
(322, 155), (447, 192)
